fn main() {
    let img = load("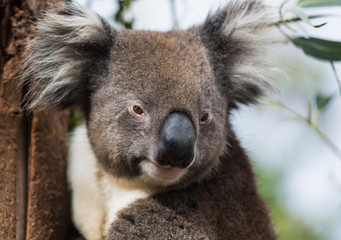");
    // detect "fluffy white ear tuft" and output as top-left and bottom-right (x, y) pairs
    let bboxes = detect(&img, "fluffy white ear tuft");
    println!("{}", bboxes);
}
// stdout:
(199, 0), (280, 108)
(21, 3), (114, 110)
